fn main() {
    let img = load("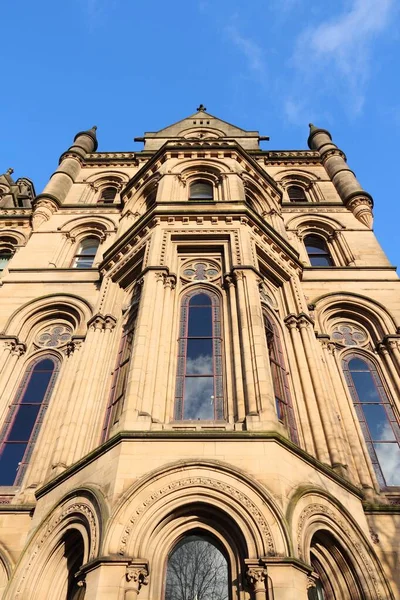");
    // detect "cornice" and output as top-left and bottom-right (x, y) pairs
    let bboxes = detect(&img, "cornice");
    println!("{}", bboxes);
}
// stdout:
(35, 430), (363, 501)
